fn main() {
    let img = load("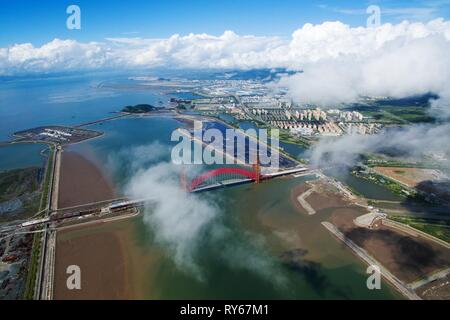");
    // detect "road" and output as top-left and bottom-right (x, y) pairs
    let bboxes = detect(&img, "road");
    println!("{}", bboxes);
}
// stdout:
(35, 145), (60, 300)
(297, 186), (316, 215)
(408, 267), (450, 290)
(1, 140), (311, 300)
